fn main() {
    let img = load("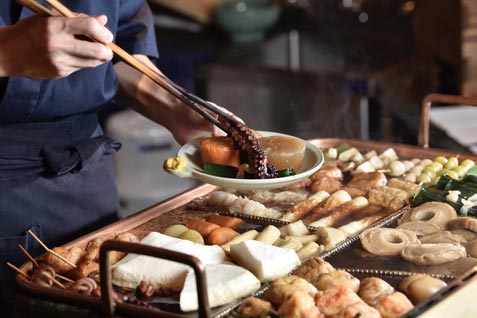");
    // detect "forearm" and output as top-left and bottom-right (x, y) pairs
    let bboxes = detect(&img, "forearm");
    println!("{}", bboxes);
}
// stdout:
(114, 55), (182, 133)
